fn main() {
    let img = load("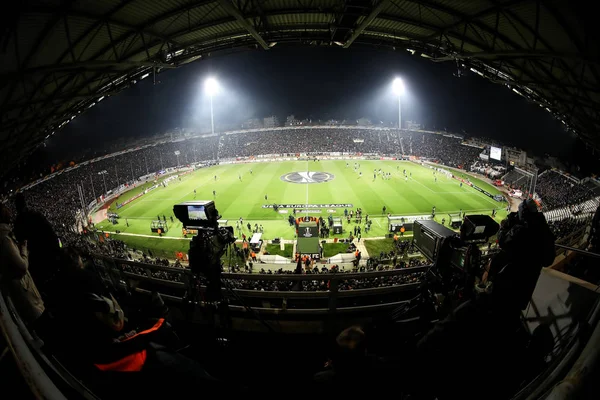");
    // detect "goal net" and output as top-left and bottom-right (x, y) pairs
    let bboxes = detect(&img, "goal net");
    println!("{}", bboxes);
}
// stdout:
(502, 167), (535, 194)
